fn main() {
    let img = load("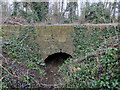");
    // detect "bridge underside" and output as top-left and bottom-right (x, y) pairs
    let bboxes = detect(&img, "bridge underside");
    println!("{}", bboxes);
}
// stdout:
(45, 52), (72, 65)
